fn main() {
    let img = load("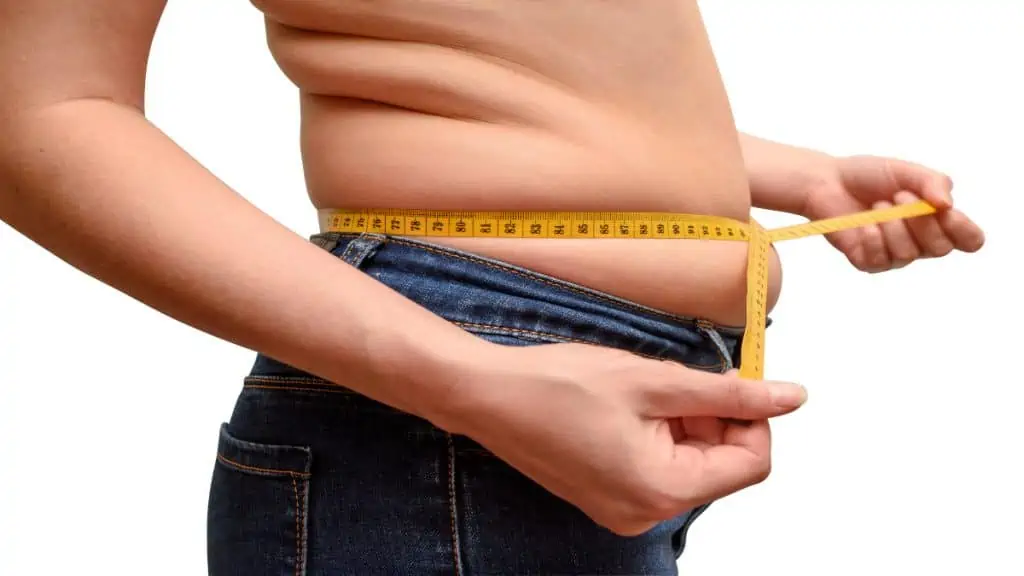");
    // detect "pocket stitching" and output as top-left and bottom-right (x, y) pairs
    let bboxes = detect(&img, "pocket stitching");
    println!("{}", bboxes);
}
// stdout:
(212, 426), (311, 574)
(216, 453), (311, 479)
(291, 477), (306, 576)
(243, 375), (356, 395)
